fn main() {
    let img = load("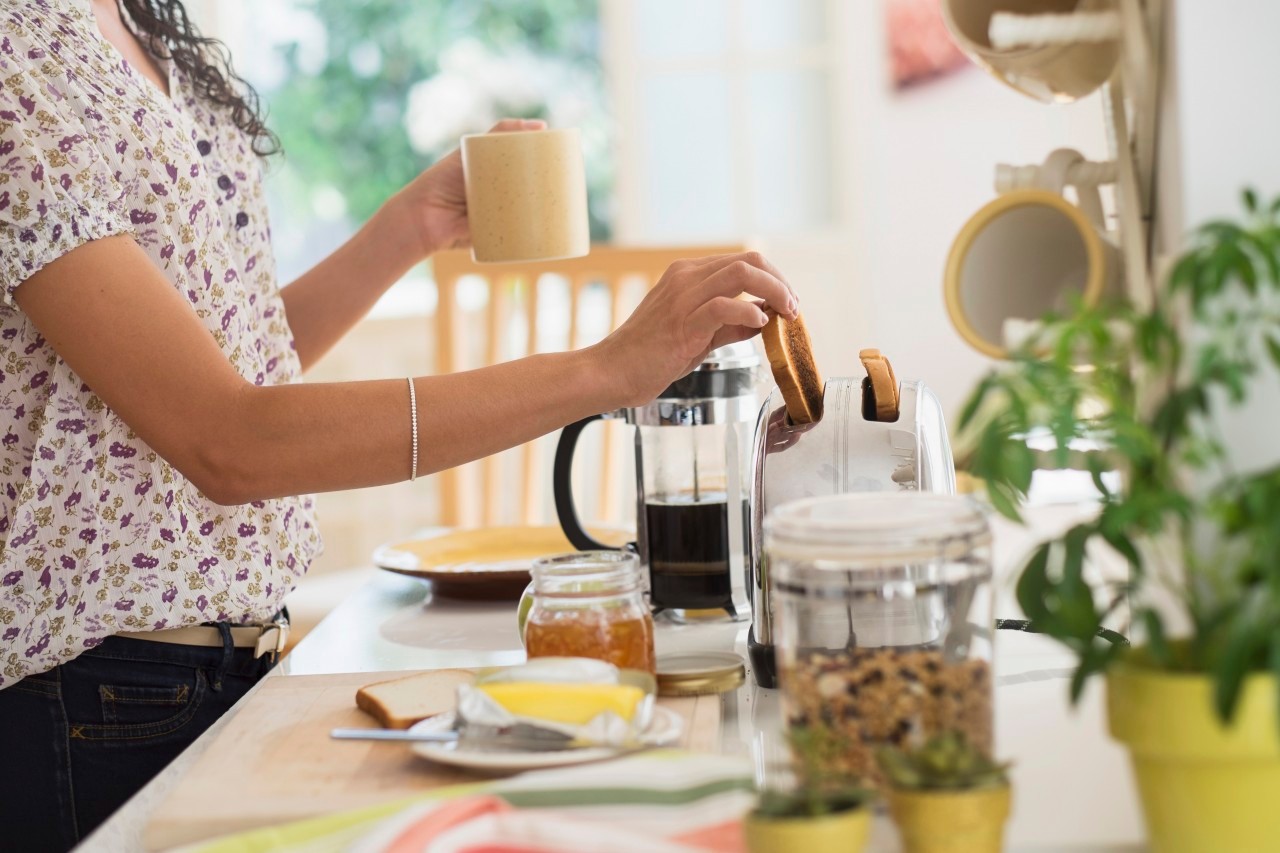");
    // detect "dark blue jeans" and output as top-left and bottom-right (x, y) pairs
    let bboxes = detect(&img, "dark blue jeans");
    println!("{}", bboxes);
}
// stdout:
(0, 627), (274, 851)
